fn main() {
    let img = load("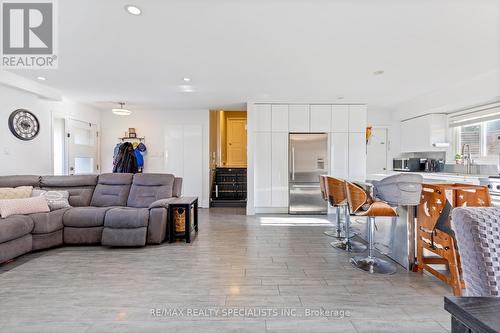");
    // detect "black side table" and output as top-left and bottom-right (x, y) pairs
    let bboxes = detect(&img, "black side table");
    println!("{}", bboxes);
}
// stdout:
(168, 197), (198, 243)
(445, 296), (500, 333)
